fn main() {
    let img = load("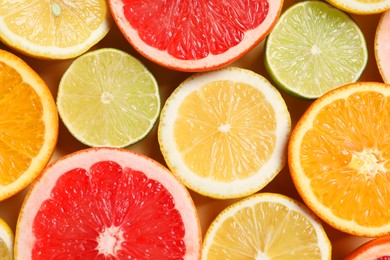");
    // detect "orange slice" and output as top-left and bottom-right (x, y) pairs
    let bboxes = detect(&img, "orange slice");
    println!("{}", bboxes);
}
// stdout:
(0, 49), (58, 201)
(158, 67), (291, 199)
(202, 193), (331, 259)
(345, 235), (390, 260)
(289, 82), (390, 237)
(0, 1), (112, 59)
(108, 0), (284, 71)
(326, 0), (390, 14)
(375, 10), (390, 84)
(15, 148), (201, 258)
